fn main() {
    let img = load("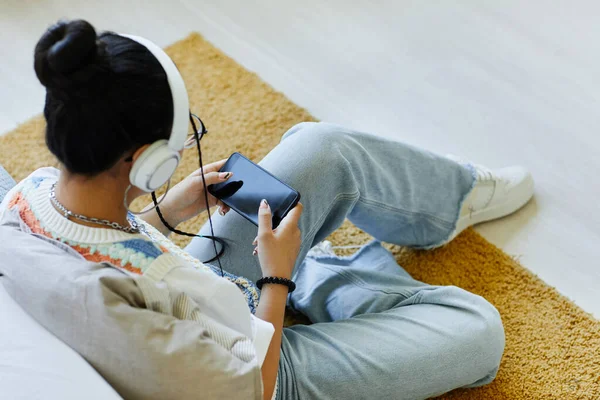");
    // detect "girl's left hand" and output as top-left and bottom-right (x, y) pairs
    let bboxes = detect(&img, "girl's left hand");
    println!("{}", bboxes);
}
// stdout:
(161, 158), (232, 226)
